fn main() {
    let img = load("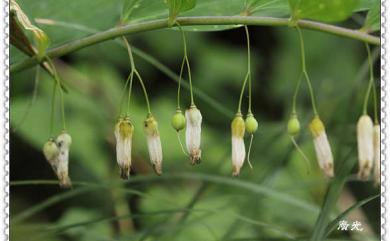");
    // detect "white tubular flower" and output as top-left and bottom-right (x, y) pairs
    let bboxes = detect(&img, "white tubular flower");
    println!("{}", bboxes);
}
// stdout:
(144, 115), (163, 175)
(309, 117), (334, 178)
(115, 117), (134, 179)
(55, 132), (72, 188)
(185, 105), (202, 165)
(357, 115), (374, 180)
(373, 124), (380, 186)
(231, 114), (246, 176)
